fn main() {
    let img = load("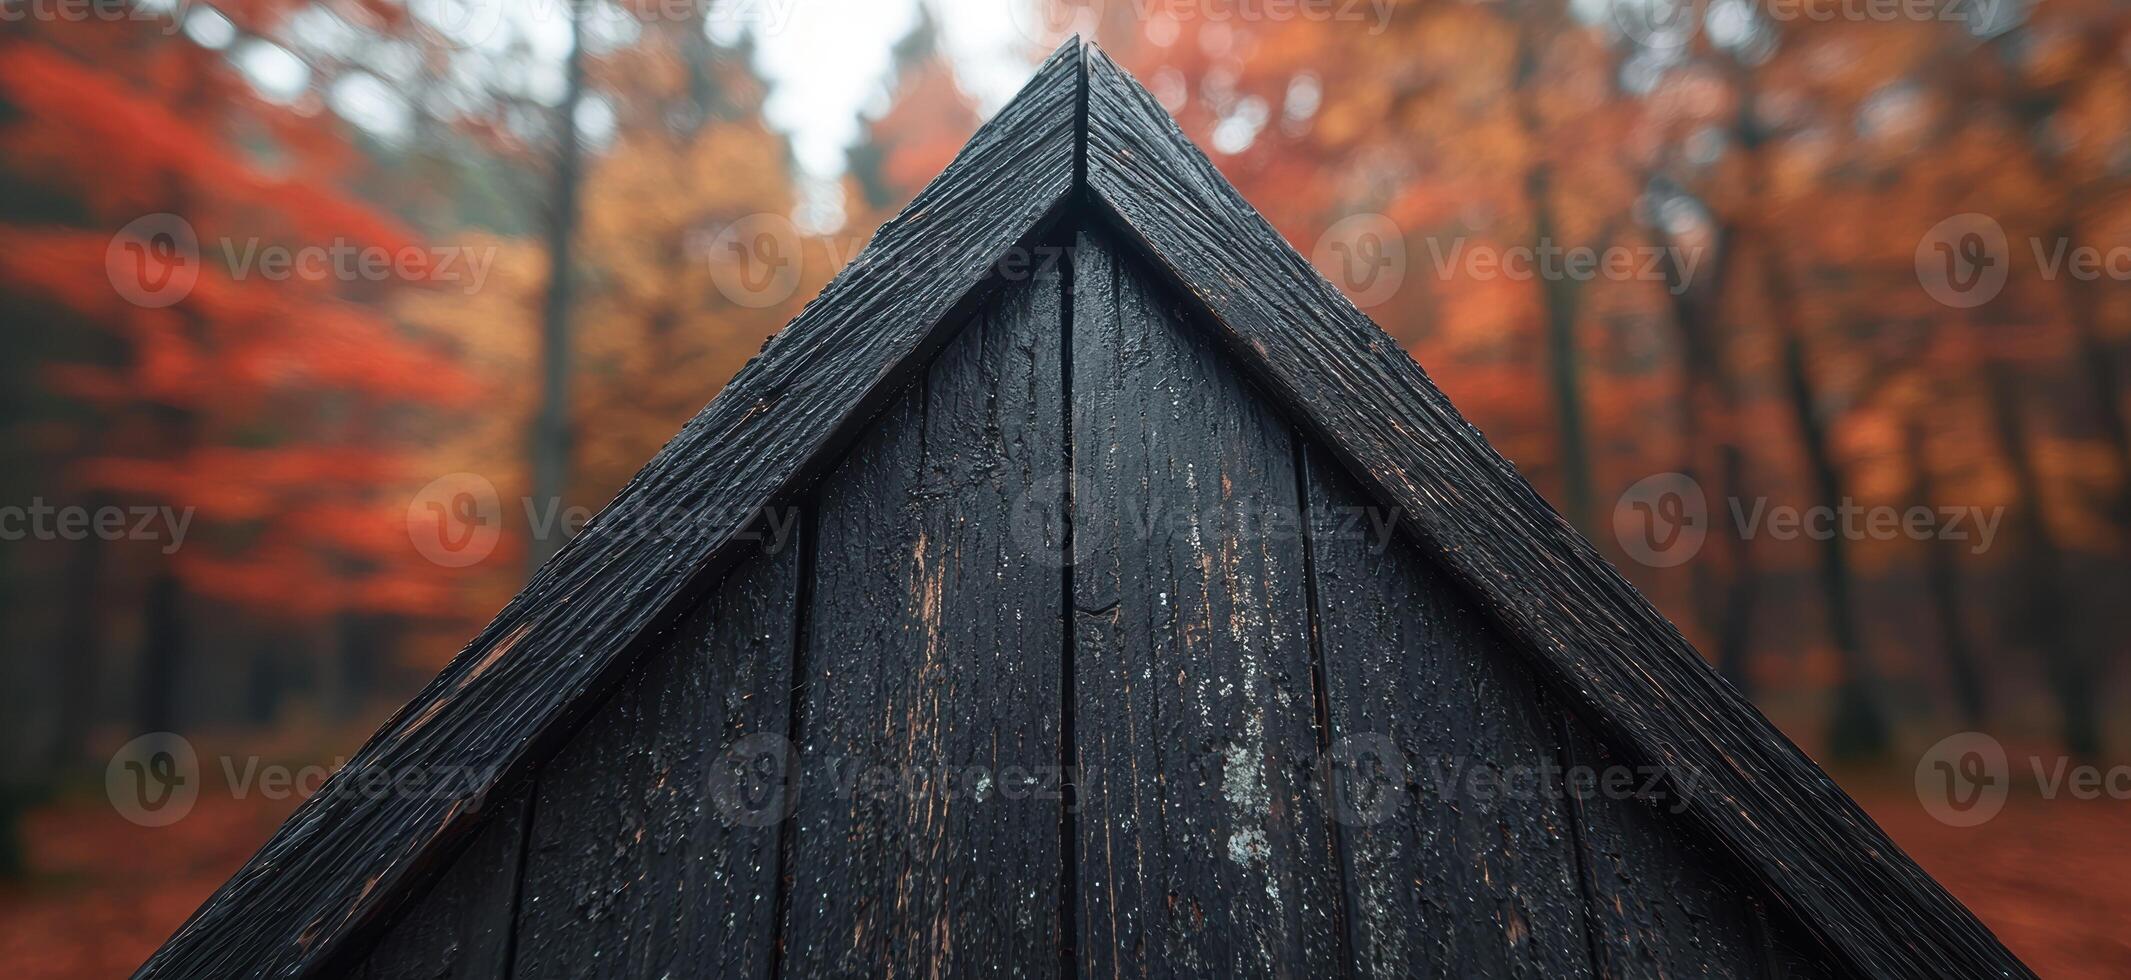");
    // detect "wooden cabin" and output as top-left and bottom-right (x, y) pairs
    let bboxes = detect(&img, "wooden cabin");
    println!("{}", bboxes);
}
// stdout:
(141, 40), (2024, 980)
